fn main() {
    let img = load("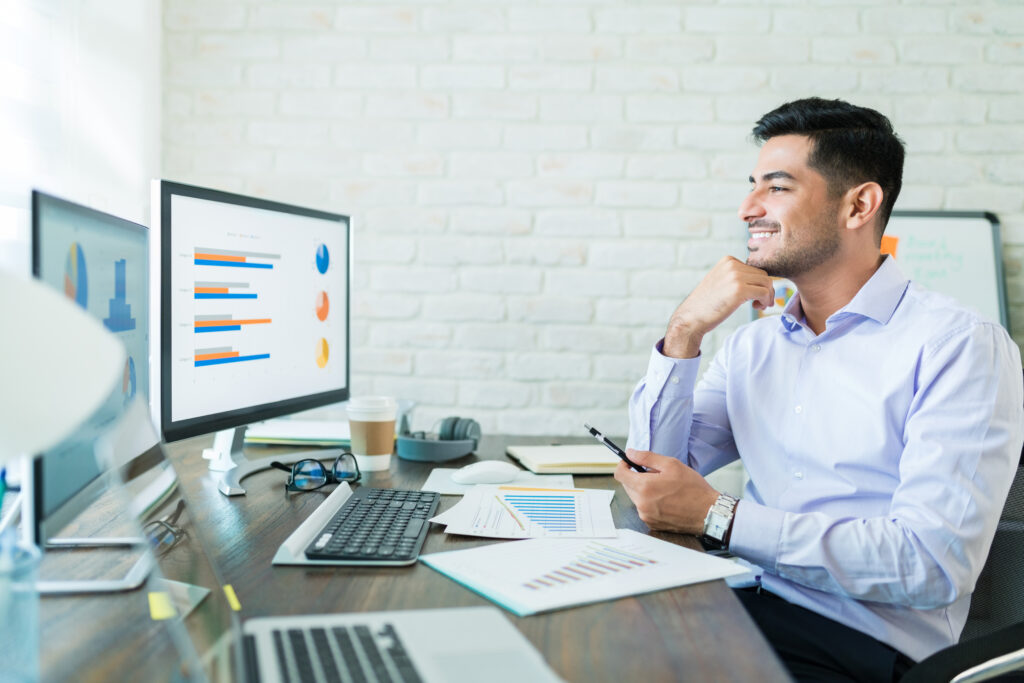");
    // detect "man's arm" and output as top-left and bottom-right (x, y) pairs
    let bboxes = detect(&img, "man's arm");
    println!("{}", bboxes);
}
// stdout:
(727, 323), (1023, 608)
